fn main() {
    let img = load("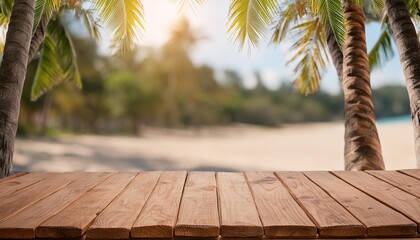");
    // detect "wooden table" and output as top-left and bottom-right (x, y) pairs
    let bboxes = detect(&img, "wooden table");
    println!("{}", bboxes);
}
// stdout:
(0, 170), (419, 239)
